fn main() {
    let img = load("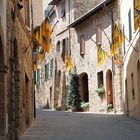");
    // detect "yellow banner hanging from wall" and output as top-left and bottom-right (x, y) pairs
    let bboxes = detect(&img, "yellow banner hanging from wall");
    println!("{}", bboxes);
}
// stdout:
(134, 0), (140, 31)
(111, 21), (125, 56)
(65, 53), (72, 71)
(97, 46), (109, 66)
